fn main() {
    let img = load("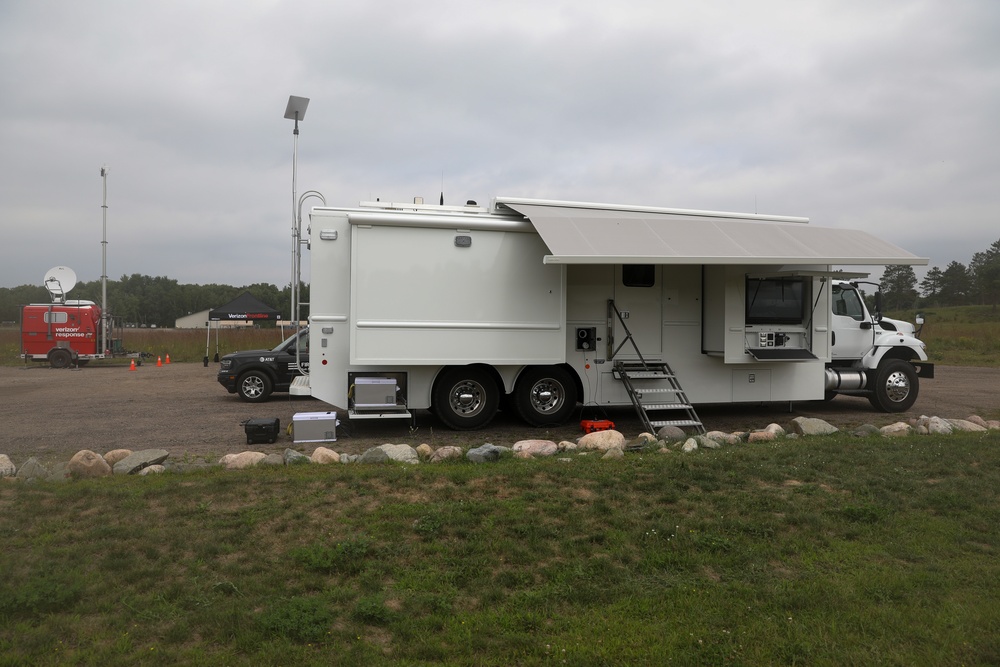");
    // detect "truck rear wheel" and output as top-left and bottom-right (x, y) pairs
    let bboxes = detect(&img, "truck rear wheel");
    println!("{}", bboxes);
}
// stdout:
(514, 366), (578, 426)
(48, 349), (72, 369)
(238, 370), (273, 403)
(432, 367), (499, 430)
(867, 359), (918, 412)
